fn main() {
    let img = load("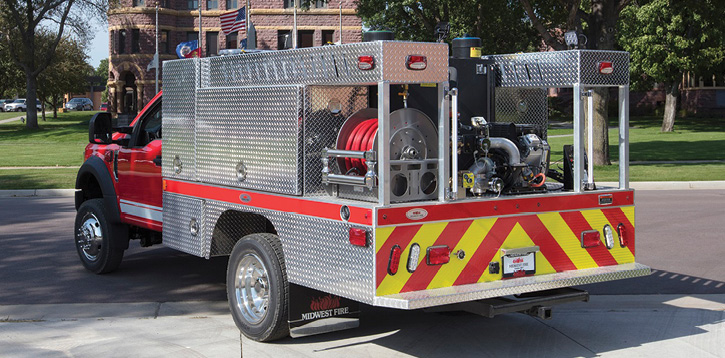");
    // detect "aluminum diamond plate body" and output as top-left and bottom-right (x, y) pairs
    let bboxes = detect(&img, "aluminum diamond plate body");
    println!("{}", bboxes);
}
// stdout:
(201, 41), (448, 87)
(161, 59), (198, 180)
(195, 86), (303, 195)
(162, 193), (206, 257)
(495, 88), (548, 137)
(488, 50), (629, 88)
(203, 199), (377, 304)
